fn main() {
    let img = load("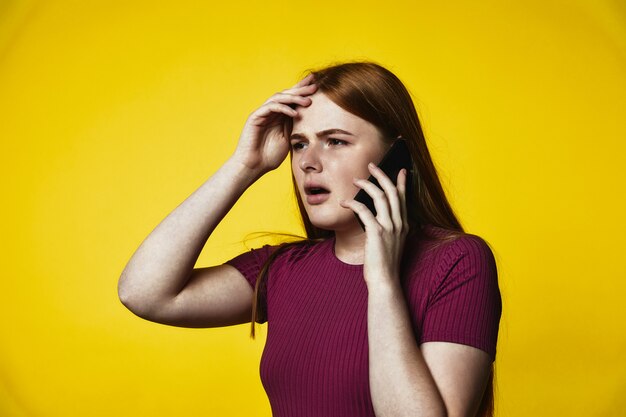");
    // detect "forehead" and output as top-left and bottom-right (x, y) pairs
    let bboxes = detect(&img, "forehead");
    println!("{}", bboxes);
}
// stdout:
(291, 92), (380, 137)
